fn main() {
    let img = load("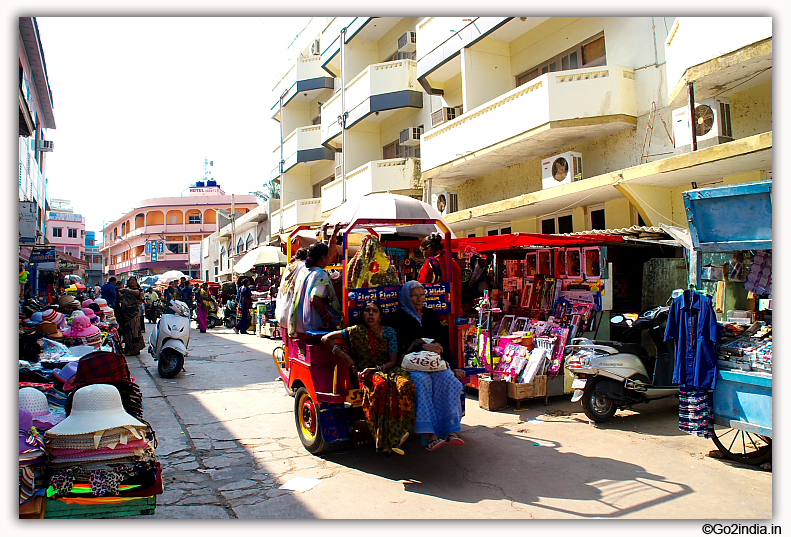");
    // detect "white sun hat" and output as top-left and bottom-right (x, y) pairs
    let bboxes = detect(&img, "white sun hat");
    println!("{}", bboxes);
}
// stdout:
(46, 384), (145, 437)
(19, 387), (65, 427)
